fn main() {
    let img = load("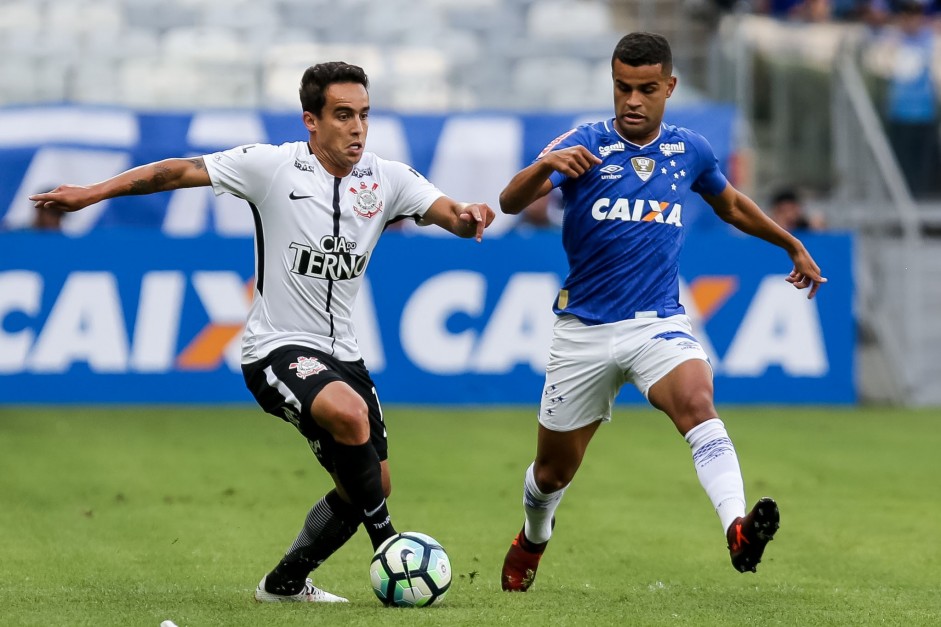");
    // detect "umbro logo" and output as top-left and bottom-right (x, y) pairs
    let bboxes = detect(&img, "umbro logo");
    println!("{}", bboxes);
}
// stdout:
(289, 190), (315, 200)
(600, 164), (623, 180)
